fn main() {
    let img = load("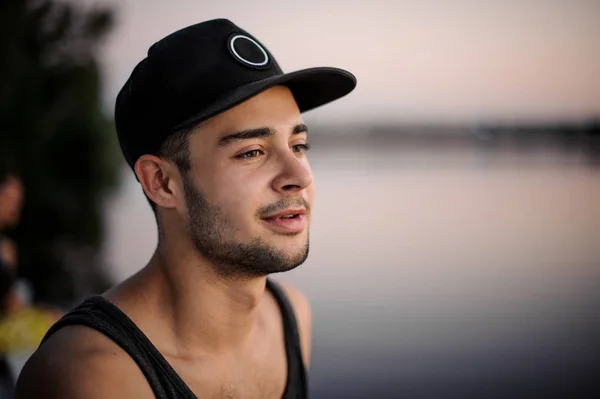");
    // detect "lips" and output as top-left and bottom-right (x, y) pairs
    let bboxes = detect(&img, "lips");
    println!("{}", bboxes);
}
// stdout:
(263, 208), (306, 219)
(261, 208), (307, 233)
